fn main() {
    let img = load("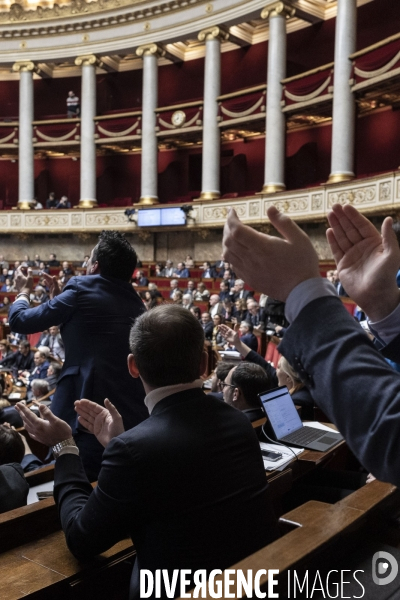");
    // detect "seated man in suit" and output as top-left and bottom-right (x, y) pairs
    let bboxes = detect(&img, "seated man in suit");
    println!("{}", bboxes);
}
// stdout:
(223, 362), (274, 422)
(169, 279), (181, 300)
(173, 262), (189, 278)
(238, 320), (258, 352)
(231, 279), (252, 301)
(223, 203), (400, 487)
(0, 424), (29, 514)
(133, 270), (149, 287)
(9, 230), (147, 482)
(40, 325), (65, 361)
(246, 299), (265, 330)
(0, 340), (35, 377)
(200, 311), (213, 340)
(16, 304), (279, 599)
